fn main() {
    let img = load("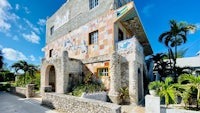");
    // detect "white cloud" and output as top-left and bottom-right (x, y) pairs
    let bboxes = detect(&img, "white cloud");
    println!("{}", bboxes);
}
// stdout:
(15, 4), (19, 10)
(23, 7), (30, 14)
(37, 19), (46, 26)
(24, 18), (40, 34)
(195, 23), (200, 30)
(0, 0), (19, 32)
(2, 48), (27, 61)
(22, 31), (40, 44)
(30, 55), (35, 61)
(142, 4), (155, 17)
